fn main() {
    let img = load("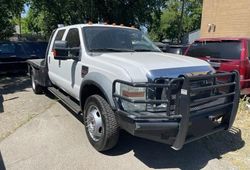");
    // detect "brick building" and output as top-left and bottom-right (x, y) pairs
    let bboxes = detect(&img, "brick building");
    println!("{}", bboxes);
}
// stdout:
(200, 0), (250, 38)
